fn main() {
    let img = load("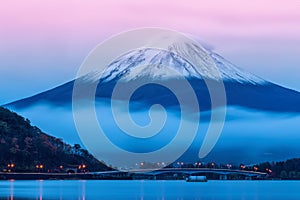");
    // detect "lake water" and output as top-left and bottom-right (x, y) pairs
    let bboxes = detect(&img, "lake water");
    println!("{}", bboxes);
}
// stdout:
(0, 180), (299, 200)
